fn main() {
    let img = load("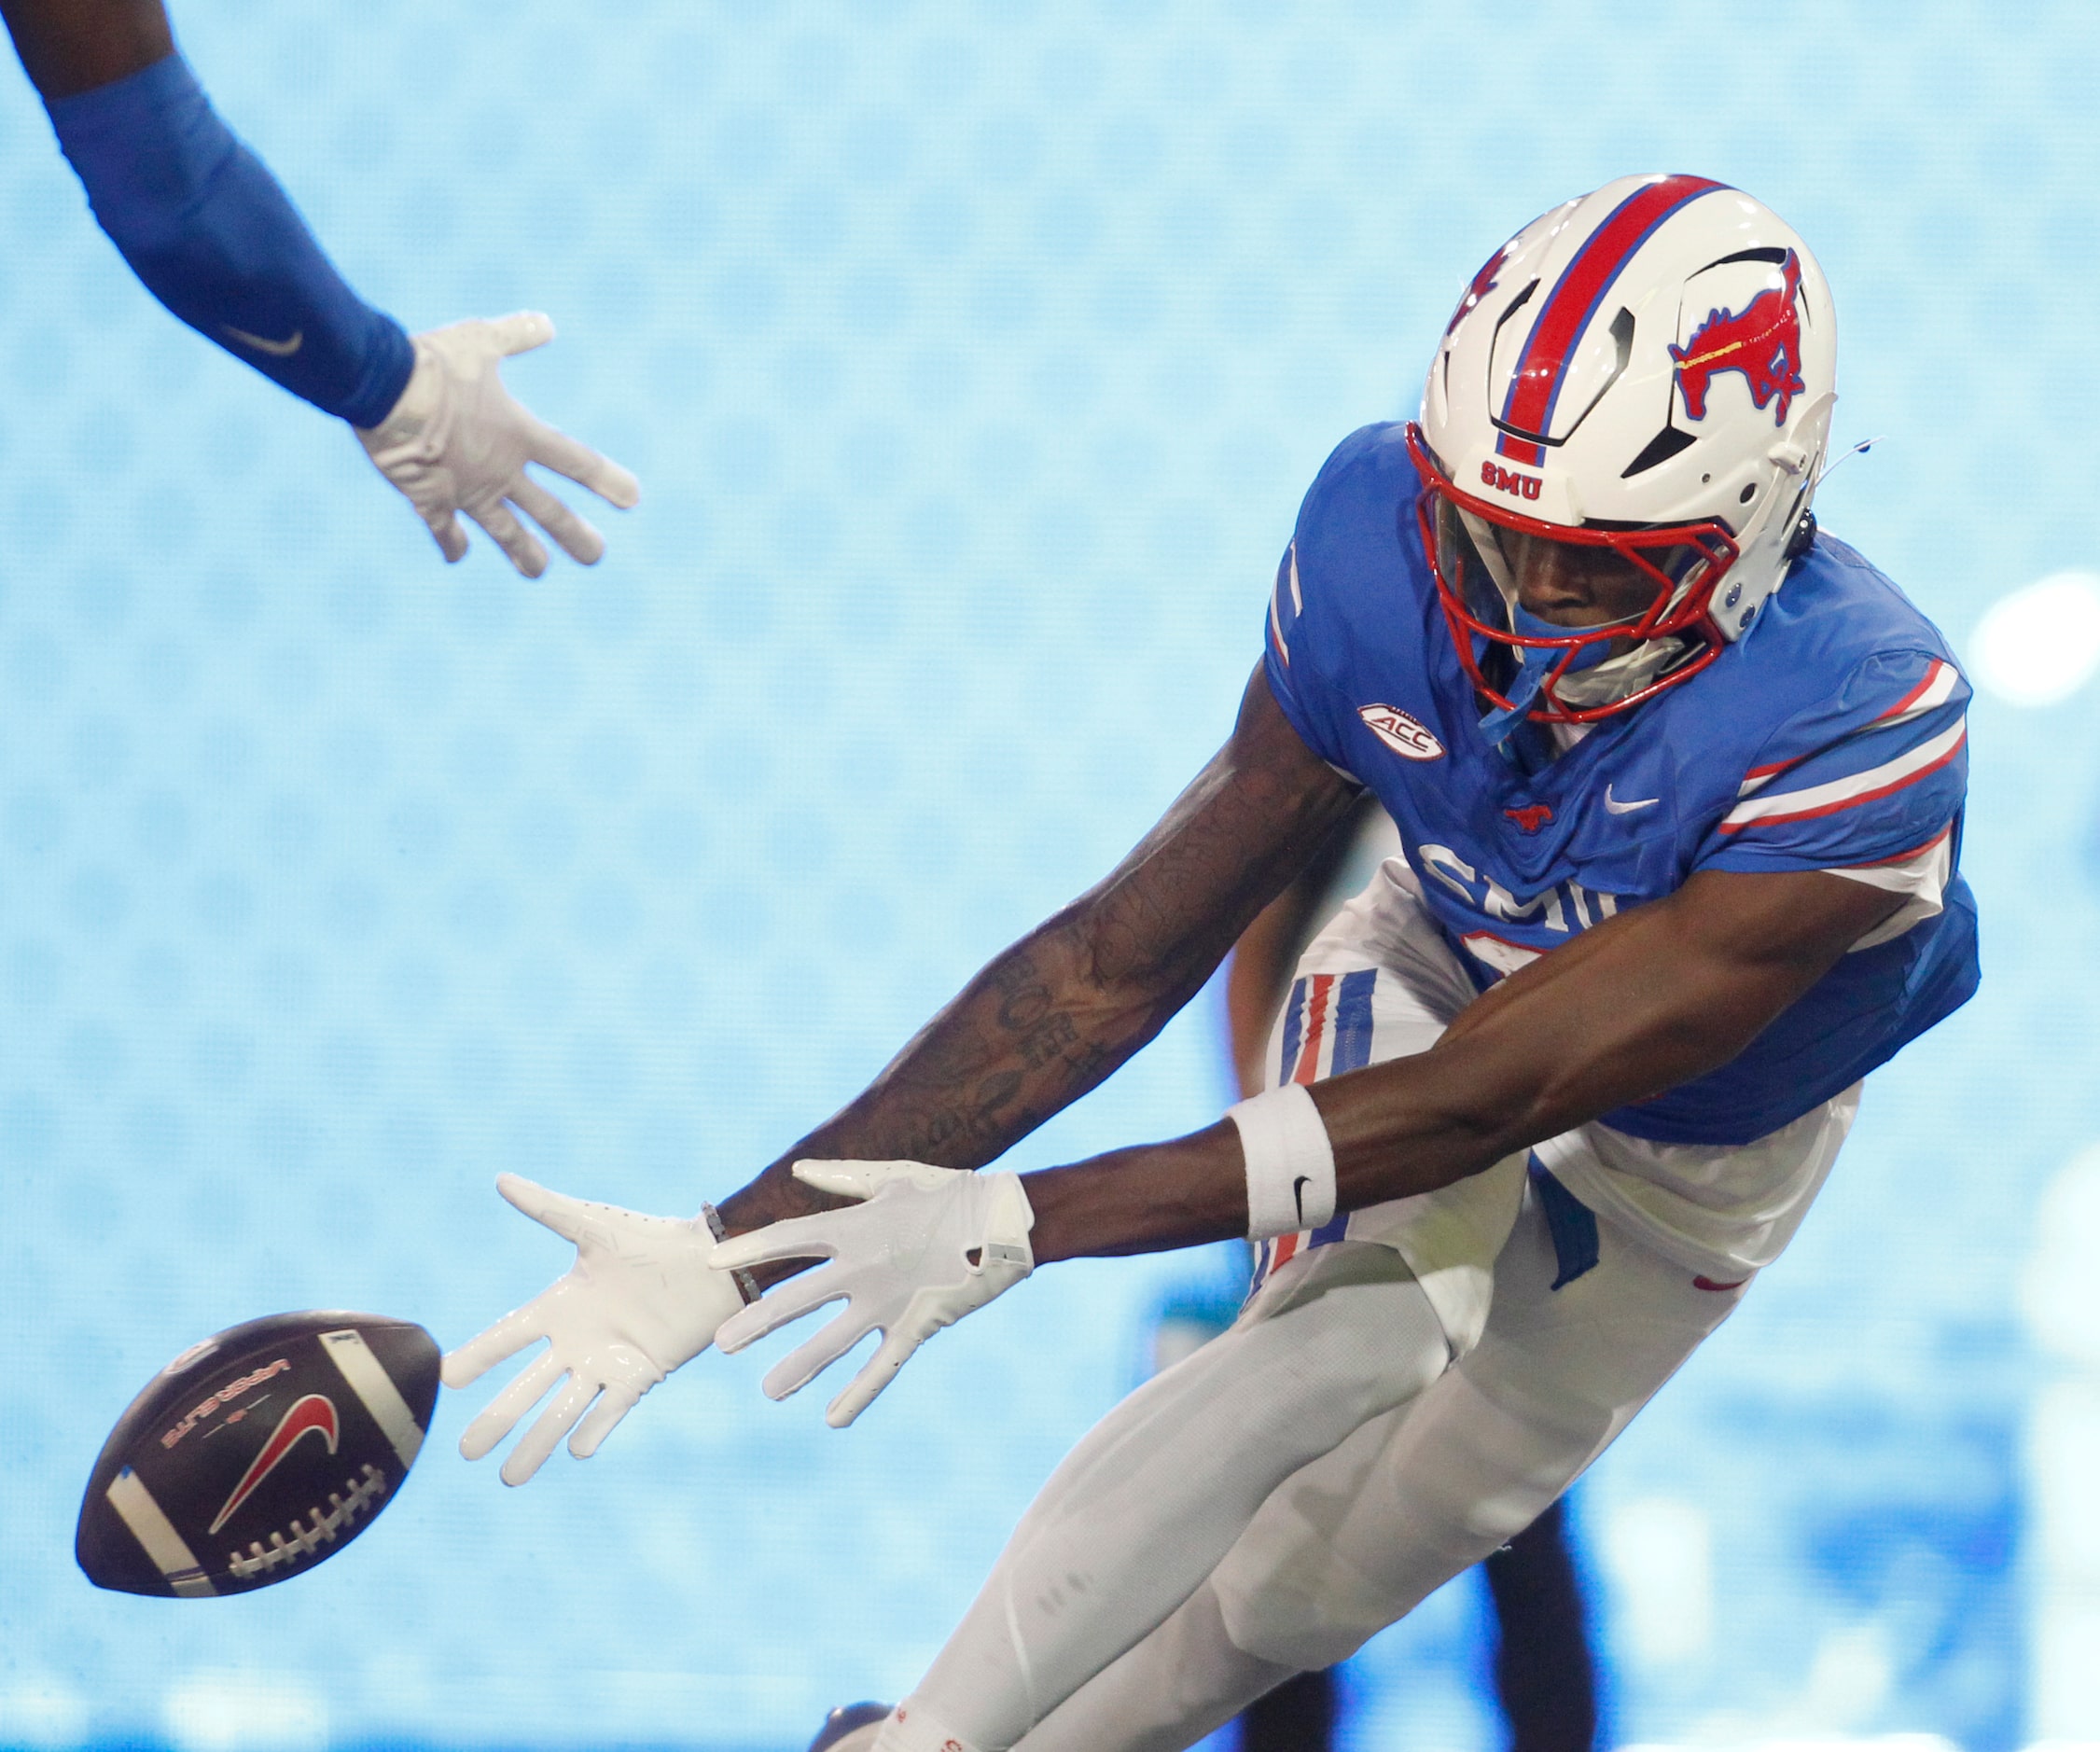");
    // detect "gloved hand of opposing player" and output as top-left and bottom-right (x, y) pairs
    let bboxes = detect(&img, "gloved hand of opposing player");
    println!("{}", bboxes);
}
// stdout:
(355, 313), (640, 577)
(709, 1161), (1035, 1429)
(442, 1174), (745, 1485)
